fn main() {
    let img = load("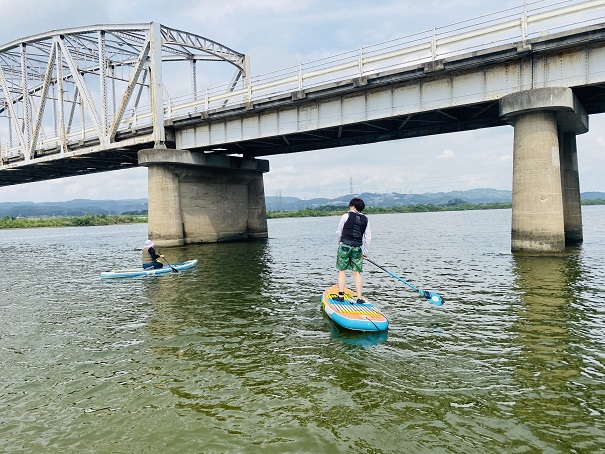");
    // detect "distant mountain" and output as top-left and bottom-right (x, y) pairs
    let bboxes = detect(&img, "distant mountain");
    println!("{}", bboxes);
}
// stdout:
(1, 189), (603, 217)
(266, 188), (516, 211)
(0, 199), (147, 218)
(581, 192), (605, 201)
